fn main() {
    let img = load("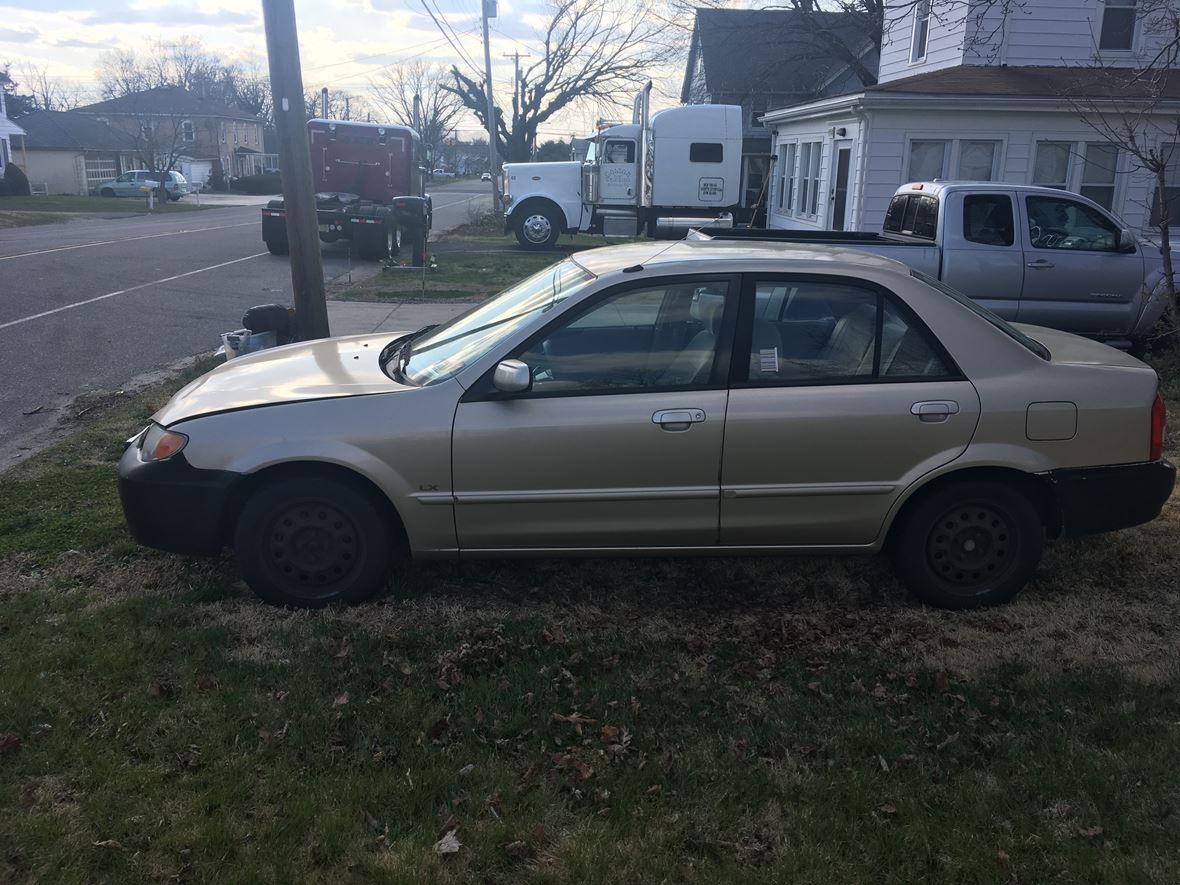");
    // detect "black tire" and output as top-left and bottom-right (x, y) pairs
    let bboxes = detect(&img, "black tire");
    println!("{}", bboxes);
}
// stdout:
(265, 237), (289, 256)
(100, 188), (115, 197)
(513, 203), (561, 250)
(892, 480), (1044, 610)
(358, 220), (398, 261)
(234, 475), (395, 608)
(409, 225), (428, 267)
